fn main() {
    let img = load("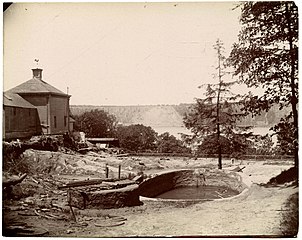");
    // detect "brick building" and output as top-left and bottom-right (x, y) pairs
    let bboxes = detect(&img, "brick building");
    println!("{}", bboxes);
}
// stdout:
(3, 68), (71, 140)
